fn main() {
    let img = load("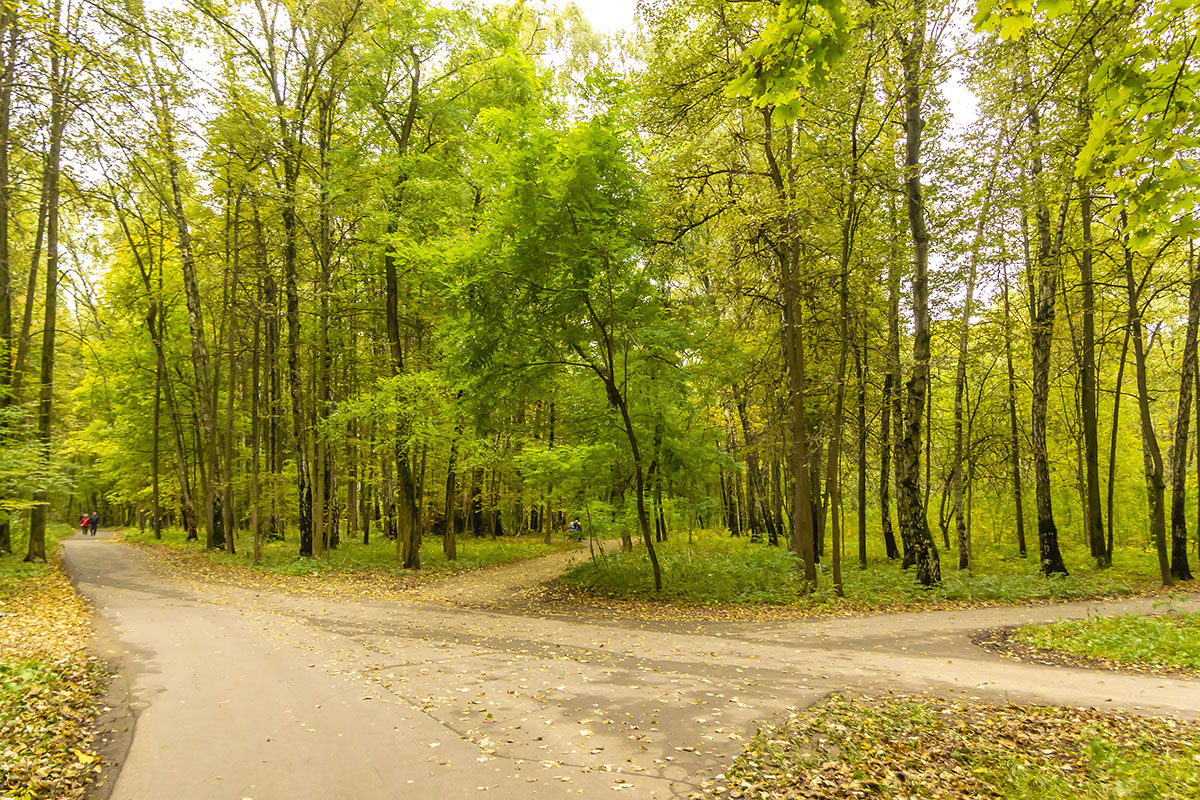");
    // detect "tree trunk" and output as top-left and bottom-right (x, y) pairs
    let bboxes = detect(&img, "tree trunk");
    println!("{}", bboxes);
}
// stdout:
(896, 0), (940, 585)
(1107, 324), (1131, 560)
(880, 206), (901, 561)
(221, 191), (242, 555)
(443, 429), (459, 560)
(734, 391), (769, 543)
(152, 352), (162, 540)
(1170, 241), (1197, 581)
(0, 5), (16, 553)
(254, 203), (282, 541)
(1001, 259), (1027, 557)
(855, 317), (868, 569)
(1022, 45), (1068, 577)
(251, 283), (262, 563)
(952, 130), (1003, 570)
(140, 27), (220, 552)
(761, 110), (817, 585)
(614, 391), (662, 592)
(1122, 215), (1172, 586)
(27, 7), (66, 563)
(544, 401), (555, 544)
(1079, 188), (1106, 565)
